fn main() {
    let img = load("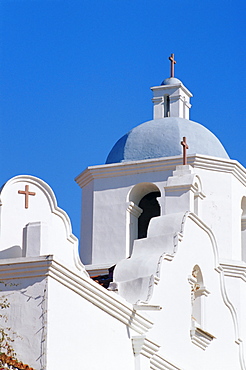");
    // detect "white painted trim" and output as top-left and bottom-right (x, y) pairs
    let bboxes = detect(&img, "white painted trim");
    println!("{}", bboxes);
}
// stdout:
(190, 326), (215, 350)
(133, 304), (162, 311)
(127, 201), (143, 218)
(220, 260), (246, 281)
(152, 97), (164, 104)
(75, 154), (245, 189)
(187, 213), (245, 368)
(131, 333), (183, 370)
(150, 353), (182, 370)
(85, 262), (116, 276)
(150, 83), (193, 98)
(132, 335), (160, 359)
(0, 256), (153, 335)
(152, 211), (246, 367)
(185, 212), (219, 266)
